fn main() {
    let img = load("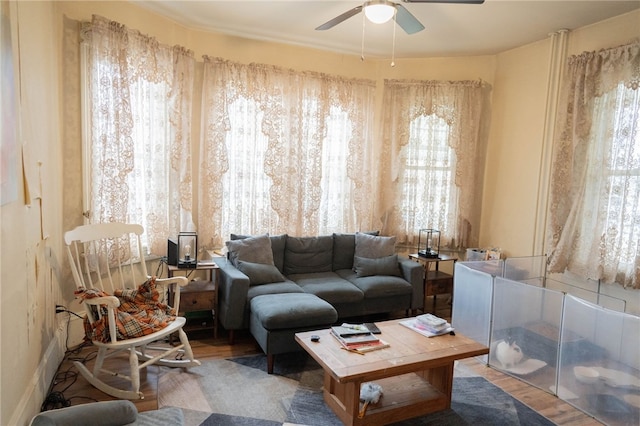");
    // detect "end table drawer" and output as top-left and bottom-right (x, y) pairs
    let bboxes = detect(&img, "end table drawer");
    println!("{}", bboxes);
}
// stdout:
(181, 292), (215, 311)
(425, 271), (453, 296)
(179, 281), (216, 313)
